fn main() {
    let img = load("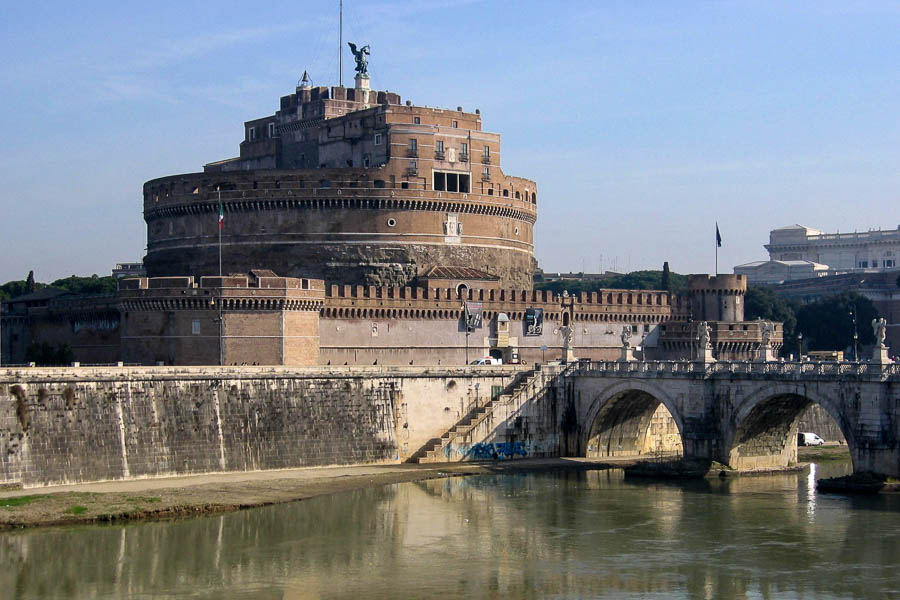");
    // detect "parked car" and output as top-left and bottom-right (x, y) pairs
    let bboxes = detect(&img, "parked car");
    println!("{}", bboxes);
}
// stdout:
(798, 432), (825, 446)
(470, 357), (503, 365)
